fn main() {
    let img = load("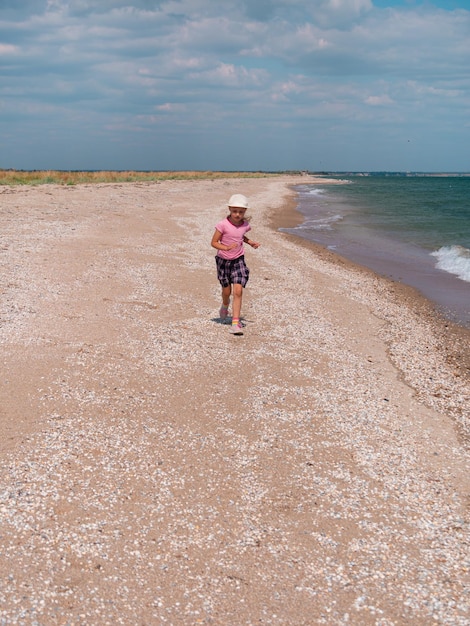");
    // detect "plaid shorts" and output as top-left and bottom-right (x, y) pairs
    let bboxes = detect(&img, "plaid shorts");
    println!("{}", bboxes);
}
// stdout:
(215, 255), (250, 288)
